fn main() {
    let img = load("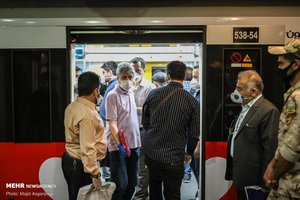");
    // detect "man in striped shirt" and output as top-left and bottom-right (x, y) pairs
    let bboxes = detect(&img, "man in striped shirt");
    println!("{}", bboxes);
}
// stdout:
(142, 60), (200, 200)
